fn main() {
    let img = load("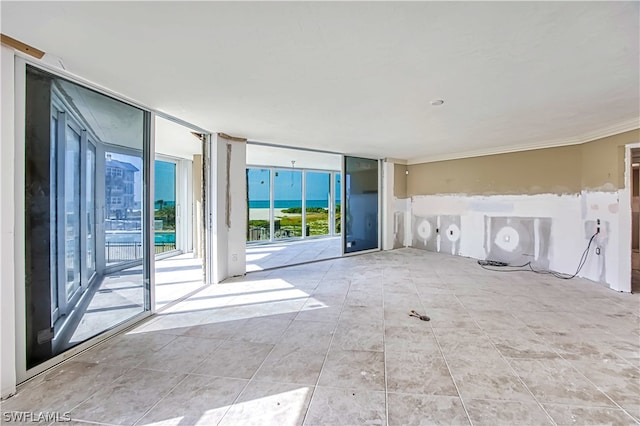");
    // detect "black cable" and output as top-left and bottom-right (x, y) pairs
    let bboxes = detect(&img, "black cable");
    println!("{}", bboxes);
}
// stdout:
(477, 232), (599, 280)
